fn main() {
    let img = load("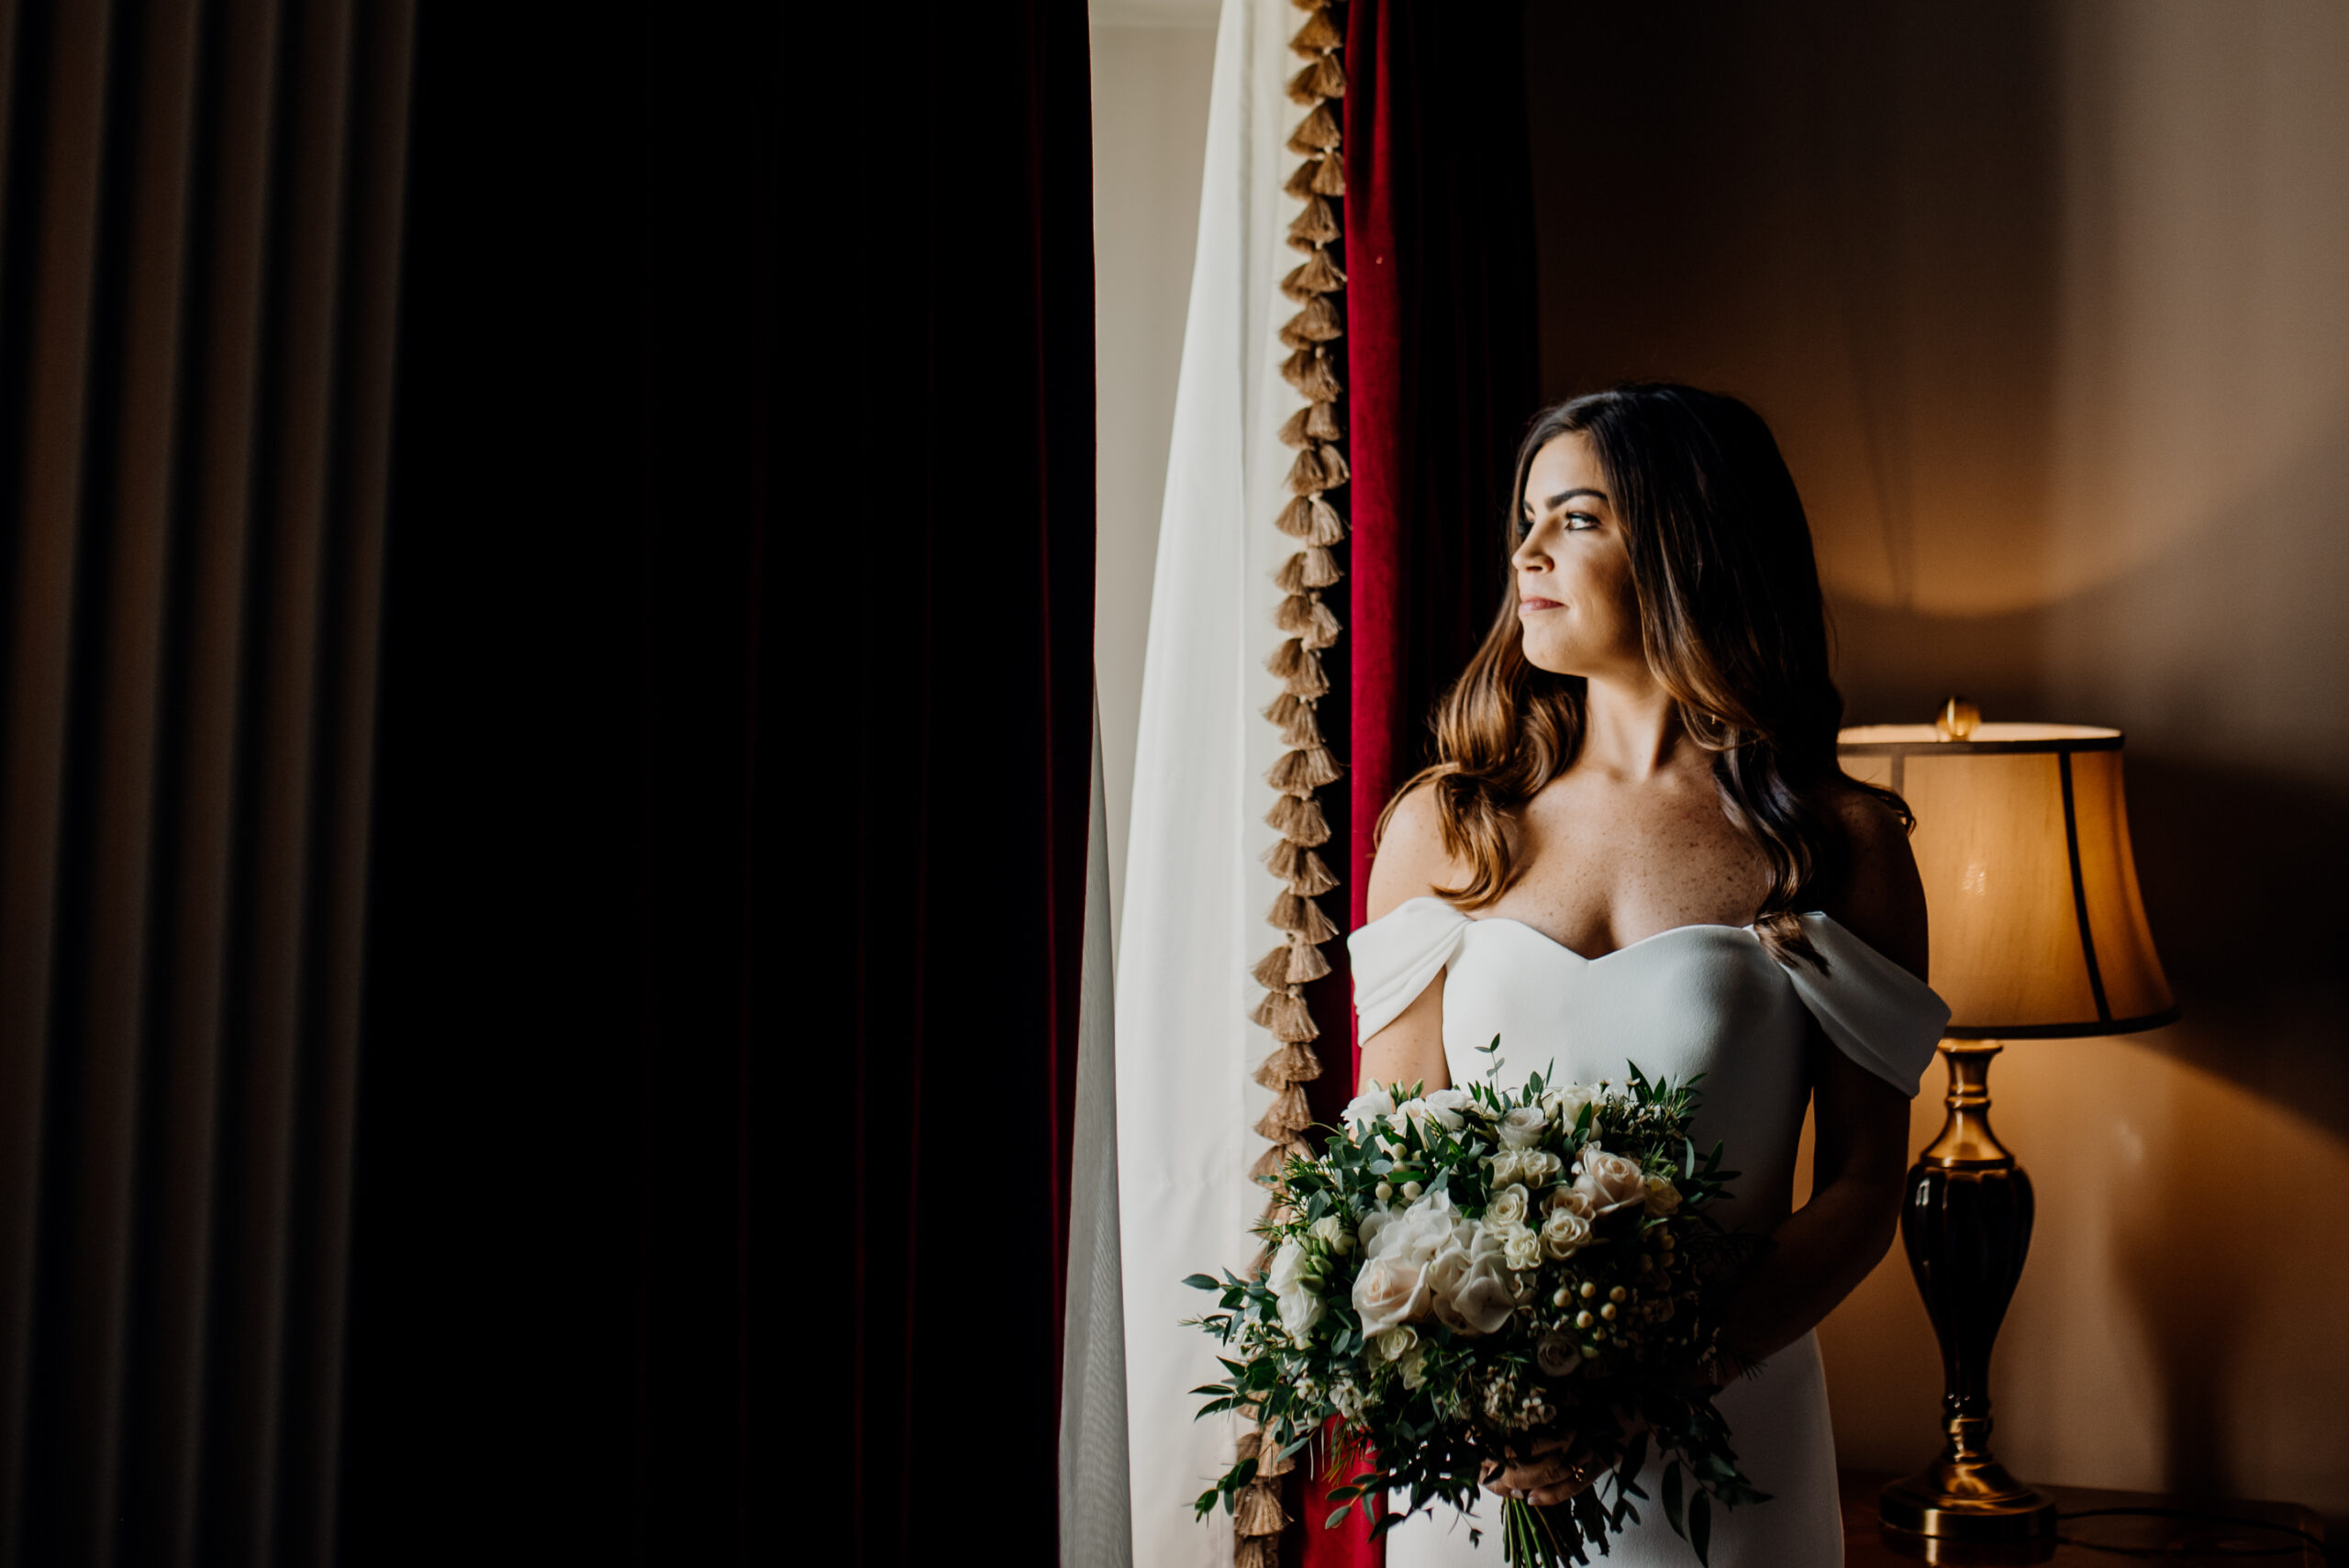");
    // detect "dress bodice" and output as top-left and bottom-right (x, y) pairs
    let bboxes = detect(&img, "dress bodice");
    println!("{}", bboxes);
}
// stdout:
(1351, 899), (1950, 1565)
(1349, 899), (1950, 1232)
